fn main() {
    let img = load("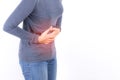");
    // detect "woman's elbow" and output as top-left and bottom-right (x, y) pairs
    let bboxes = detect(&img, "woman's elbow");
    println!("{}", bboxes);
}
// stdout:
(3, 22), (13, 33)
